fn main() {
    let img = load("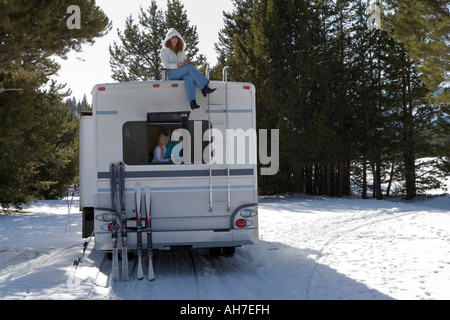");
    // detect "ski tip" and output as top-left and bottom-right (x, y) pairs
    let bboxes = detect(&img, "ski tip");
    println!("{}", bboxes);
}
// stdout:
(137, 259), (144, 281)
(148, 268), (155, 281)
